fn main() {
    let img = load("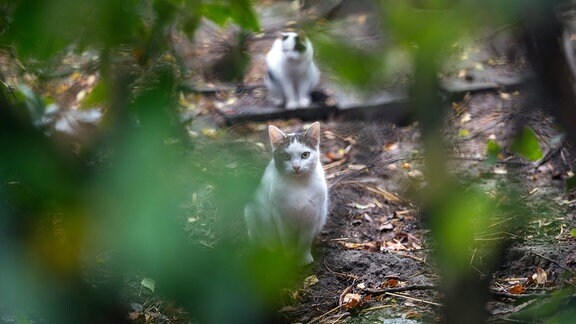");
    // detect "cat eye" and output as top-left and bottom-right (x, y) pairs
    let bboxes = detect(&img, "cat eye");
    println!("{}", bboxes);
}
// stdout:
(282, 34), (289, 41)
(301, 152), (310, 159)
